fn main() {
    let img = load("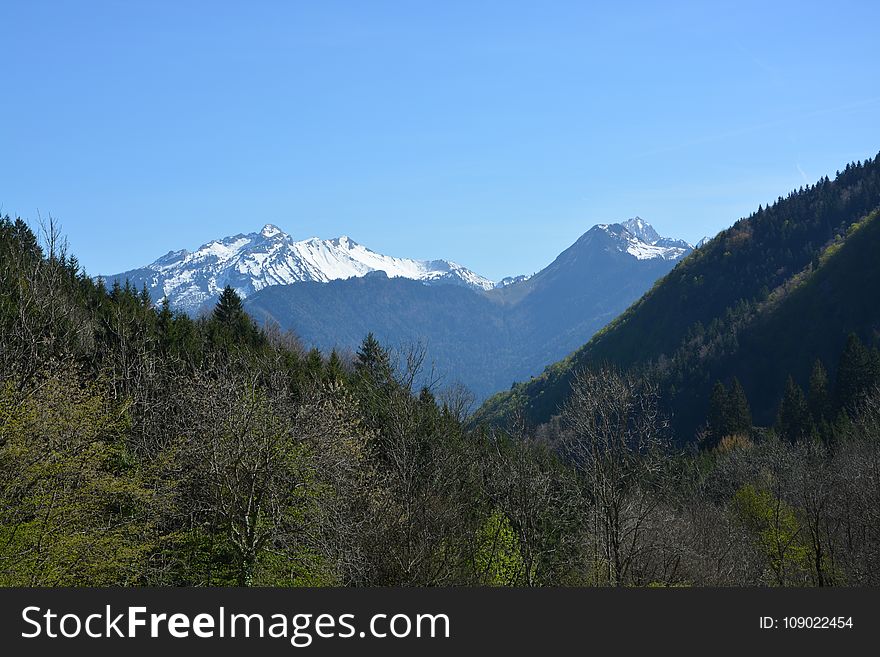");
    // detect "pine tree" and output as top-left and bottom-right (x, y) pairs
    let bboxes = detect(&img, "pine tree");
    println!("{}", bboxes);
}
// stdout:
(139, 283), (152, 308)
(808, 359), (831, 423)
(726, 377), (752, 436)
(353, 333), (394, 432)
(707, 381), (728, 444)
(706, 378), (752, 446)
(8, 217), (41, 260)
(305, 348), (324, 380)
(419, 386), (436, 406)
(326, 349), (347, 384)
(776, 376), (812, 443)
(157, 297), (173, 351)
(210, 286), (262, 347)
(872, 347), (880, 388)
(355, 332), (391, 386)
(213, 286), (245, 325)
(835, 334), (873, 410)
